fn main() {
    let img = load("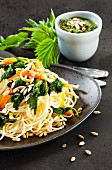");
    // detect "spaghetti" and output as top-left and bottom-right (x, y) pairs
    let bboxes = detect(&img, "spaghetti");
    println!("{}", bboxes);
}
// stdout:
(0, 57), (80, 141)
